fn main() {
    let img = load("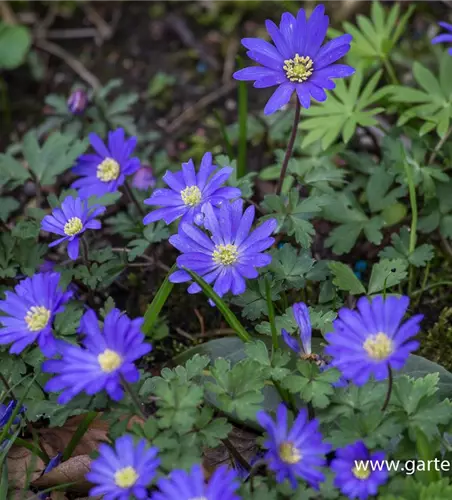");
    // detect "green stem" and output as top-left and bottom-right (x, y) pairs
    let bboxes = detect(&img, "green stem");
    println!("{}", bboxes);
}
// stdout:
(265, 278), (278, 353)
(382, 57), (399, 85)
(273, 379), (297, 415)
(81, 237), (90, 267)
(381, 366), (393, 412)
(121, 376), (146, 419)
(237, 71), (248, 179)
(403, 161), (417, 295)
(411, 280), (452, 297)
(123, 179), (145, 217)
(142, 264), (176, 335)
(275, 100), (301, 195)
(428, 125), (452, 165)
(62, 411), (98, 461)
(413, 261), (431, 309)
